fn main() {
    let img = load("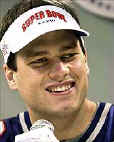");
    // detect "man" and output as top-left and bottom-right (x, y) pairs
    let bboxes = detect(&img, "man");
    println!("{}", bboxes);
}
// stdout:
(0, 0), (114, 142)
